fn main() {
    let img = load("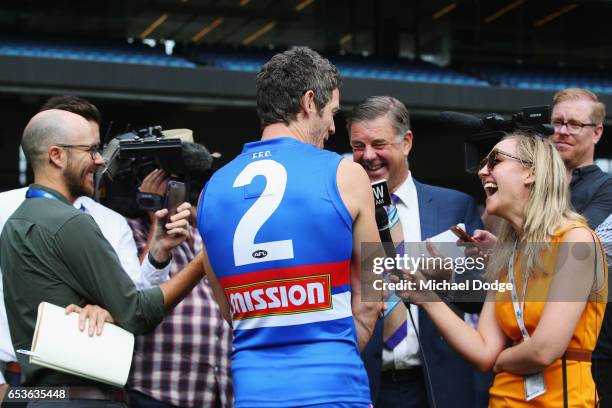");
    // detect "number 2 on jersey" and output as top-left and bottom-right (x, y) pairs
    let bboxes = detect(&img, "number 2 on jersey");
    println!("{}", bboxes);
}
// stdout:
(232, 159), (294, 266)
